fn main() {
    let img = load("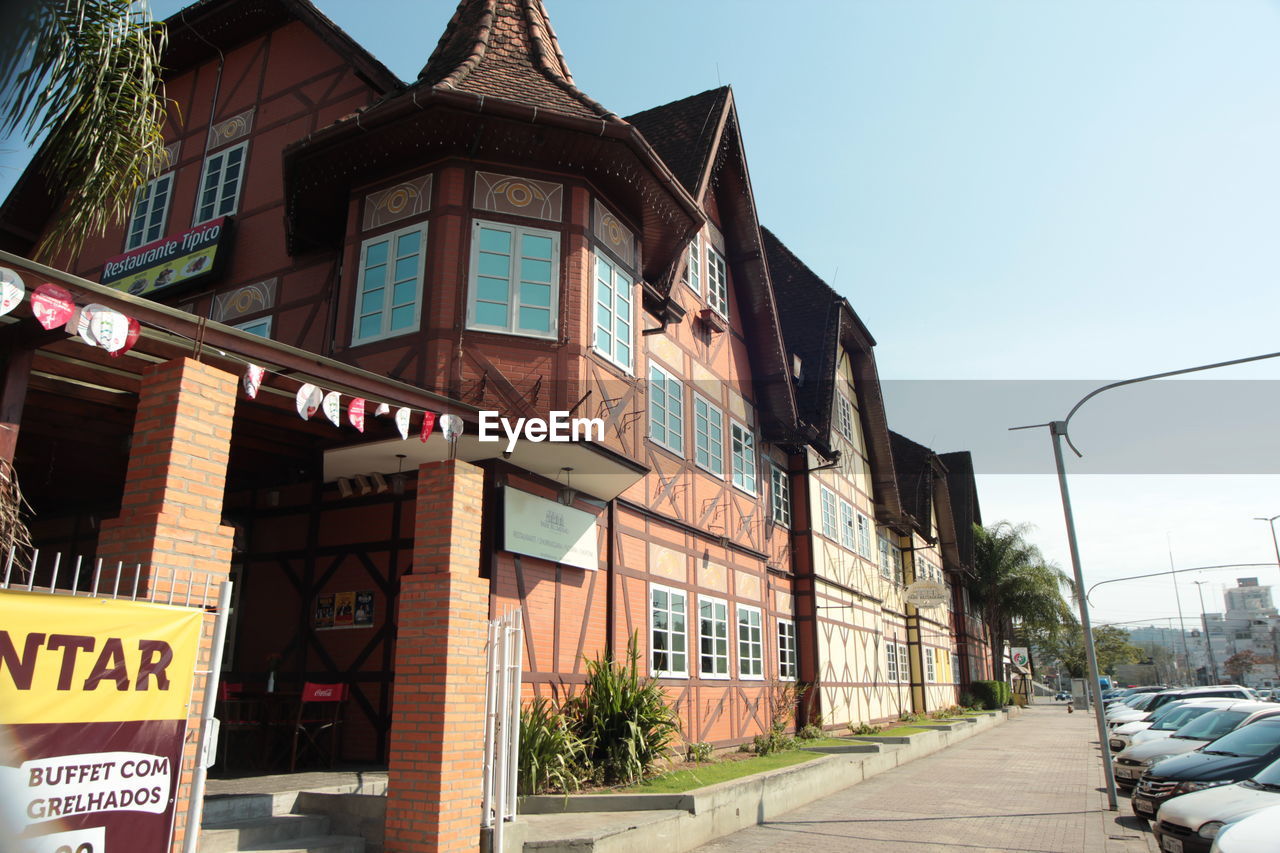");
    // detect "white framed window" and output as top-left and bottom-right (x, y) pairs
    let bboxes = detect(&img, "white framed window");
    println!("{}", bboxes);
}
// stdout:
(839, 500), (856, 551)
(925, 647), (936, 683)
(706, 246), (728, 318)
(650, 584), (688, 677)
(820, 487), (838, 540)
(777, 619), (797, 680)
(737, 604), (763, 679)
(951, 651), (961, 685)
(698, 595), (730, 679)
(648, 363), (684, 455)
(353, 223), (426, 344)
(769, 463), (791, 527)
(857, 512), (872, 558)
(469, 220), (559, 339)
(835, 392), (854, 440)
(899, 643), (911, 682)
(893, 545), (904, 584)
(194, 141), (248, 224)
(592, 251), (633, 370)
(730, 422), (757, 494)
(125, 173), (174, 249)
(234, 316), (272, 338)
(693, 394), (724, 476)
(682, 232), (701, 295)
(885, 641), (899, 682)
